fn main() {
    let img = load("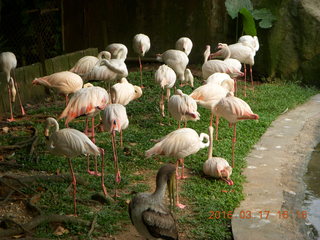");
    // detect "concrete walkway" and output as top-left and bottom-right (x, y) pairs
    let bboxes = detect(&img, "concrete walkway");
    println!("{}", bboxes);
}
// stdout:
(232, 94), (320, 240)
